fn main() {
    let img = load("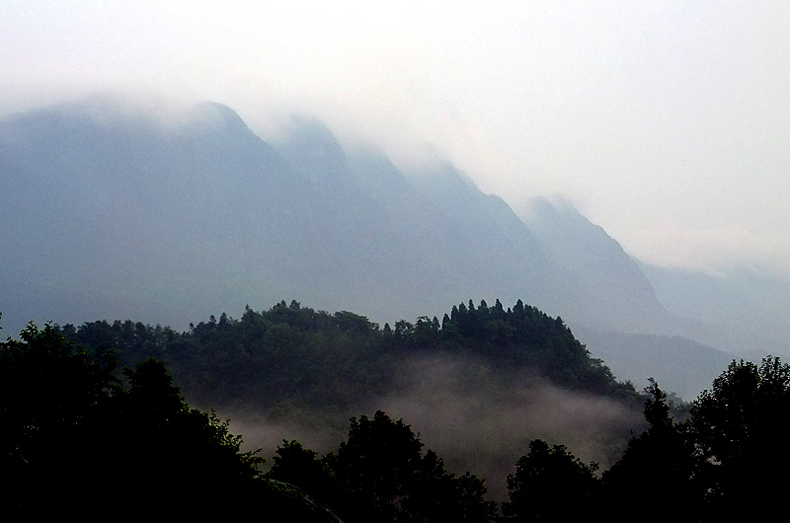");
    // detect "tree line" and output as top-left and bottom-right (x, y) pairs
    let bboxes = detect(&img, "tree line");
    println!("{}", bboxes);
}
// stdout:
(3, 304), (788, 520)
(54, 300), (636, 416)
(0, 320), (263, 517)
(0, 319), (493, 520)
